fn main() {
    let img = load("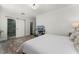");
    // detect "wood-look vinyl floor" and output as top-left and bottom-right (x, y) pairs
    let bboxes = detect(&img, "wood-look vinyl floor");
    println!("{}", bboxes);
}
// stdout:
(0, 35), (35, 54)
